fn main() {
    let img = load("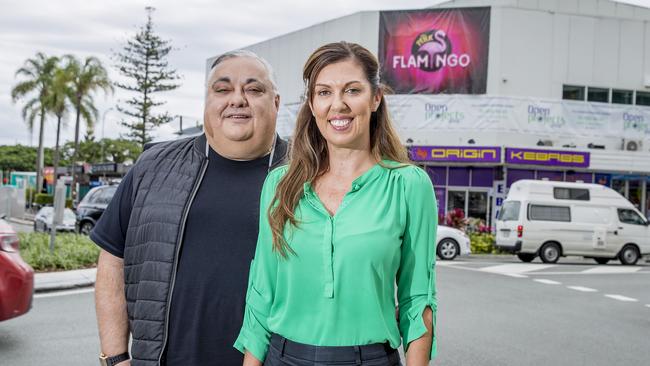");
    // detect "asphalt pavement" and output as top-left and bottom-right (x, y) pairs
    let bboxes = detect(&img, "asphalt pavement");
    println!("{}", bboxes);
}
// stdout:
(2, 255), (649, 365)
